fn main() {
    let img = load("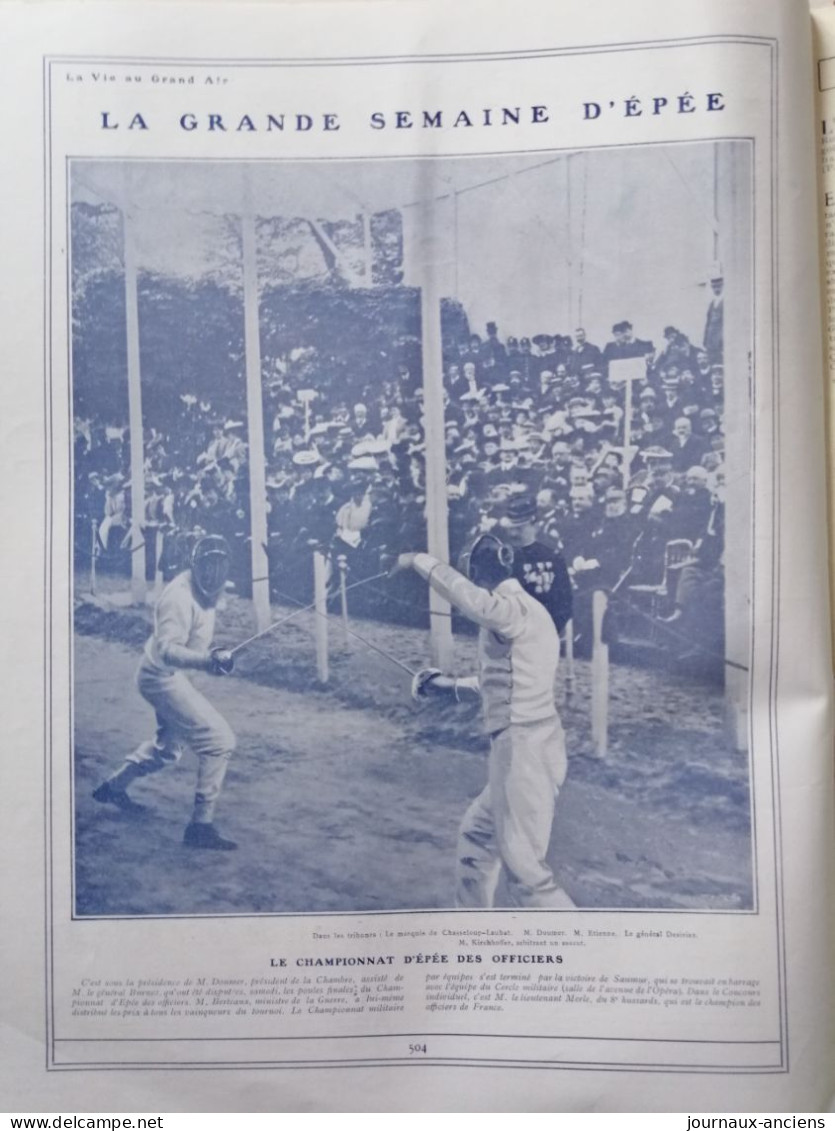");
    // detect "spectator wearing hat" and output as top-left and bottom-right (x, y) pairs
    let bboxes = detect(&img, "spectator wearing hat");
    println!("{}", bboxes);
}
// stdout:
(704, 270), (724, 364)
(395, 363), (419, 402)
(603, 321), (654, 365)
(657, 326), (699, 375)
(625, 447), (680, 585)
(637, 385), (658, 423)
(697, 406), (723, 444)
(334, 478), (372, 555)
(502, 493), (573, 634)
(590, 487), (641, 586)
(98, 473), (128, 553)
(486, 443), (520, 488)
(220, 421), (248, 470)
(656, 374), (688, 430)
(482, 321), (508, 377)
(637, 447), (678, 512)
(459, 334), (485, 378)
(516, 336), (538, 388)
